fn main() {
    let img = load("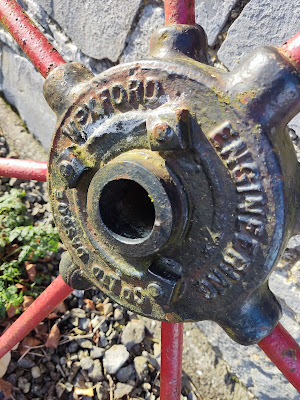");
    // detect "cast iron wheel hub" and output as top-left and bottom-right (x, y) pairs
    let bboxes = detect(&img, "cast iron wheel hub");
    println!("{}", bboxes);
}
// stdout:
(44, 25), (300, 344)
